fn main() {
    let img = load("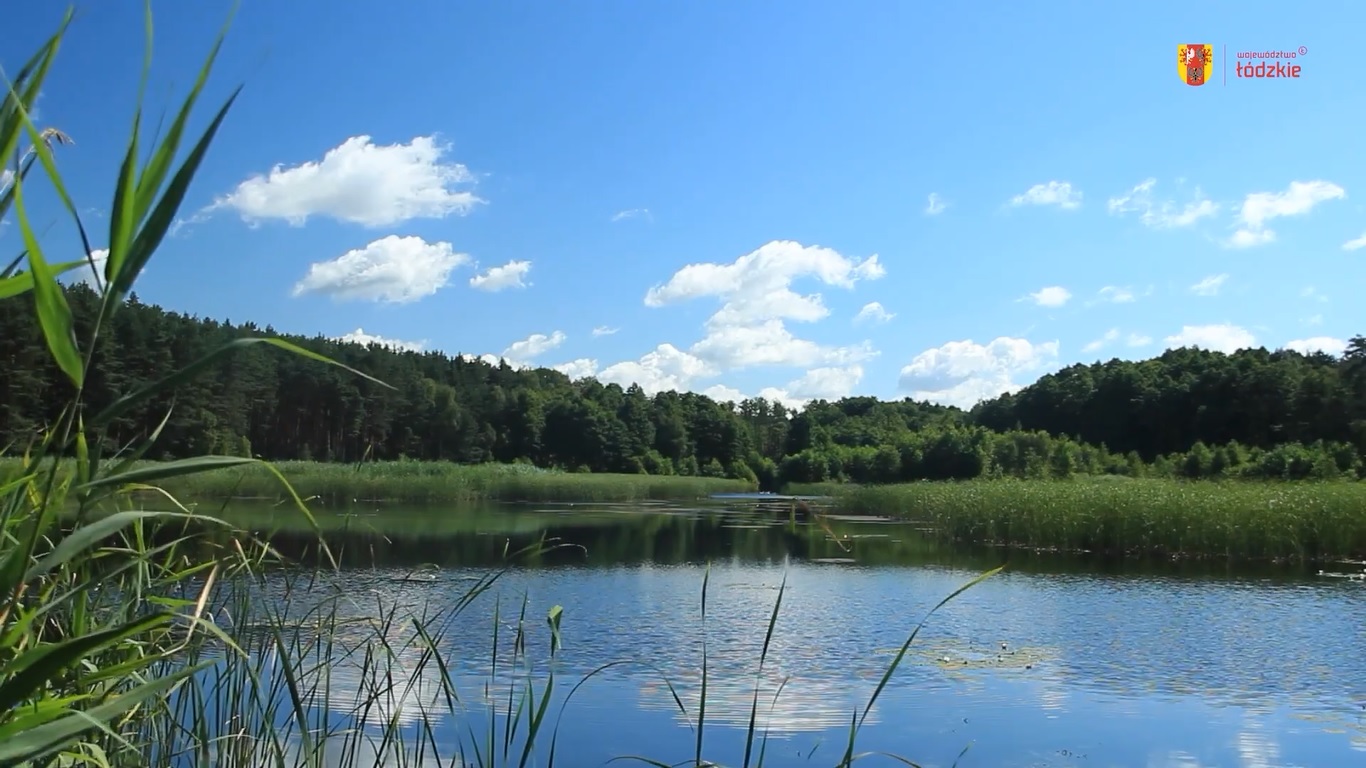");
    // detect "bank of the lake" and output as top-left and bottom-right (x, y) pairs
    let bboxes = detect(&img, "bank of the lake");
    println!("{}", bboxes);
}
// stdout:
(0, 457), (757, 503)
(797, 477), (1366, 562)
